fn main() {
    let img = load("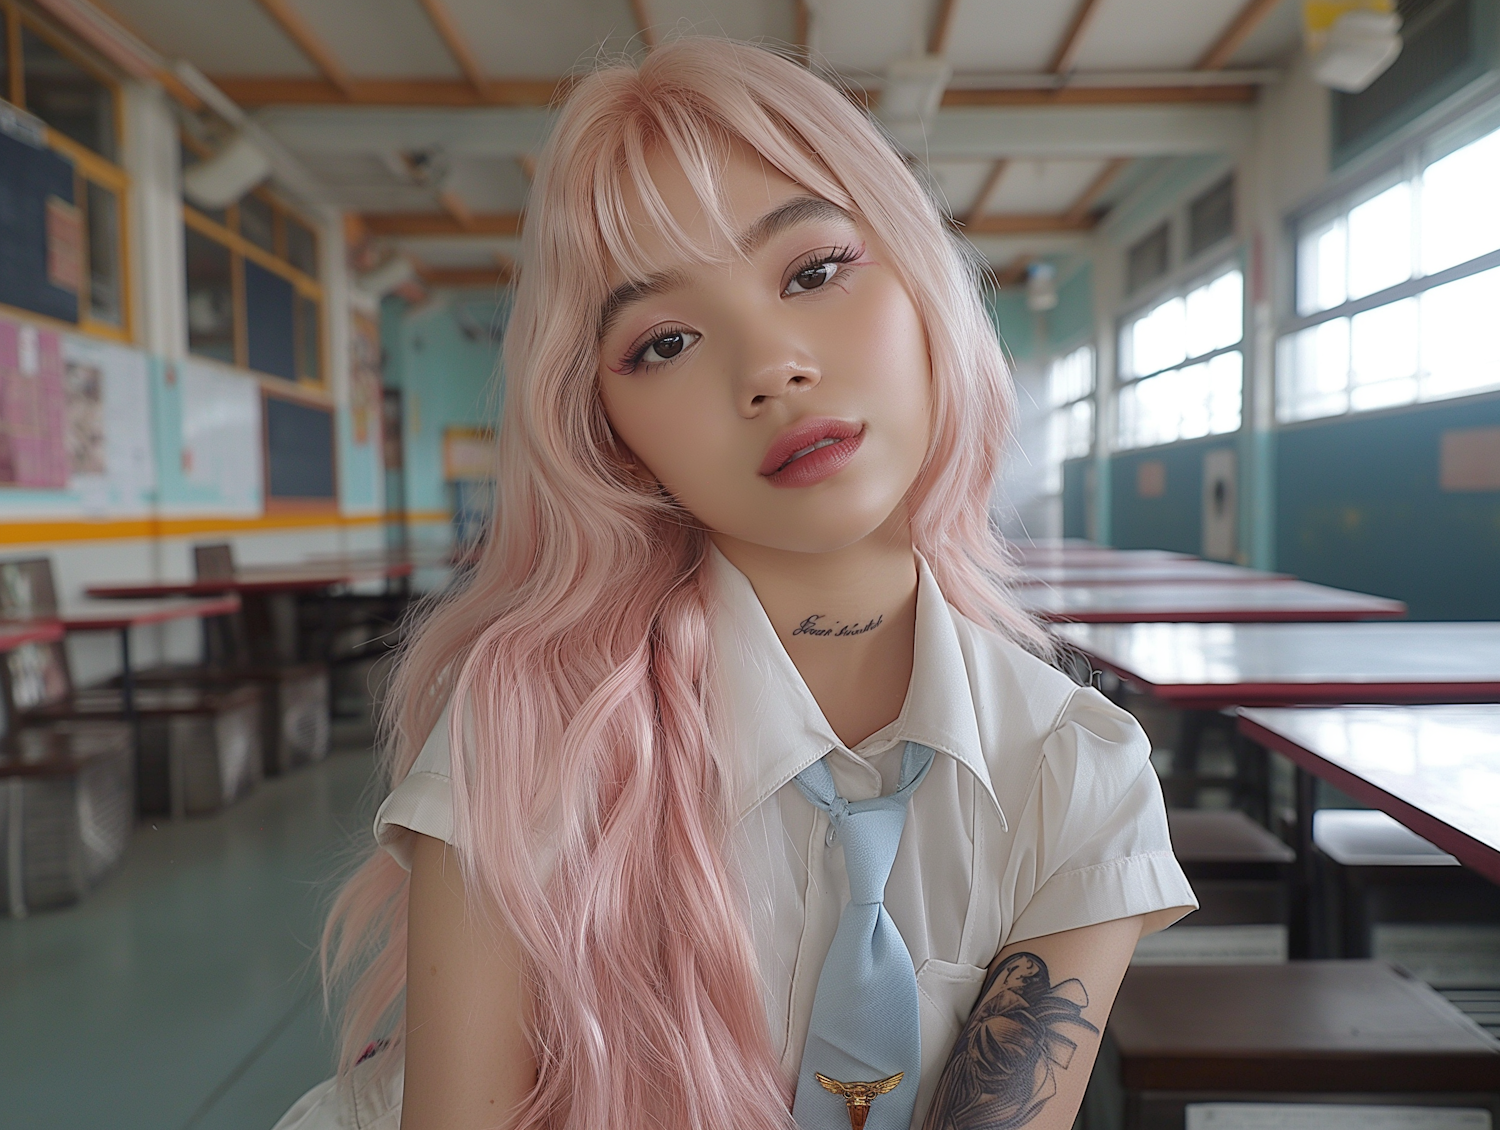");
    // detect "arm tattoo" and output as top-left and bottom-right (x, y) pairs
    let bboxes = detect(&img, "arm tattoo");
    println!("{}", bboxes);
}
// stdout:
(921, 952), (1098, 1130)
